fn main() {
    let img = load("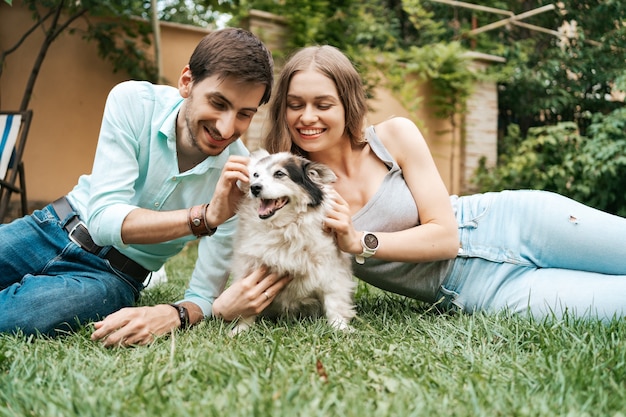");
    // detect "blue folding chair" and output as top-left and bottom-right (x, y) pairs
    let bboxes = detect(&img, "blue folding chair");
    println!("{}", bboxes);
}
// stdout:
(0, 110), (33, 222)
